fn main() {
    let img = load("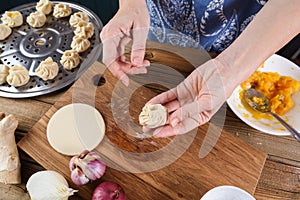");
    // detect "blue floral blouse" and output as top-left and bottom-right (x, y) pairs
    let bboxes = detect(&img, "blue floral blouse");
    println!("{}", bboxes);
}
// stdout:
(146, 0), (267, 53)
